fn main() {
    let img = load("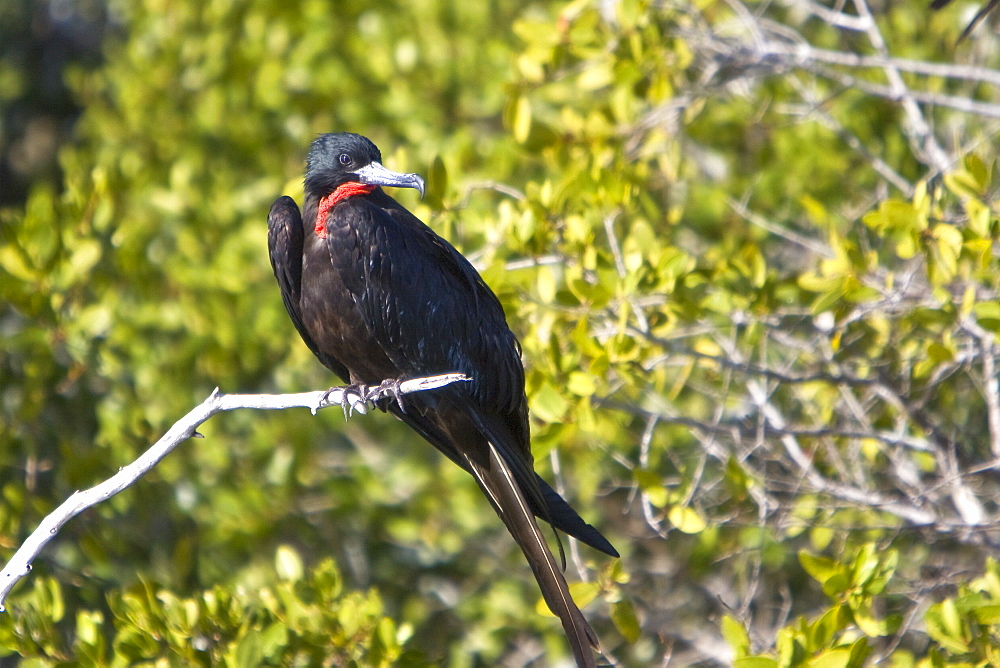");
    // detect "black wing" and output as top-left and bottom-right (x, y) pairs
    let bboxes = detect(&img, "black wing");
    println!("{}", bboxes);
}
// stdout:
(366, 202), (525, 414)
(267, 195), (350, 380)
